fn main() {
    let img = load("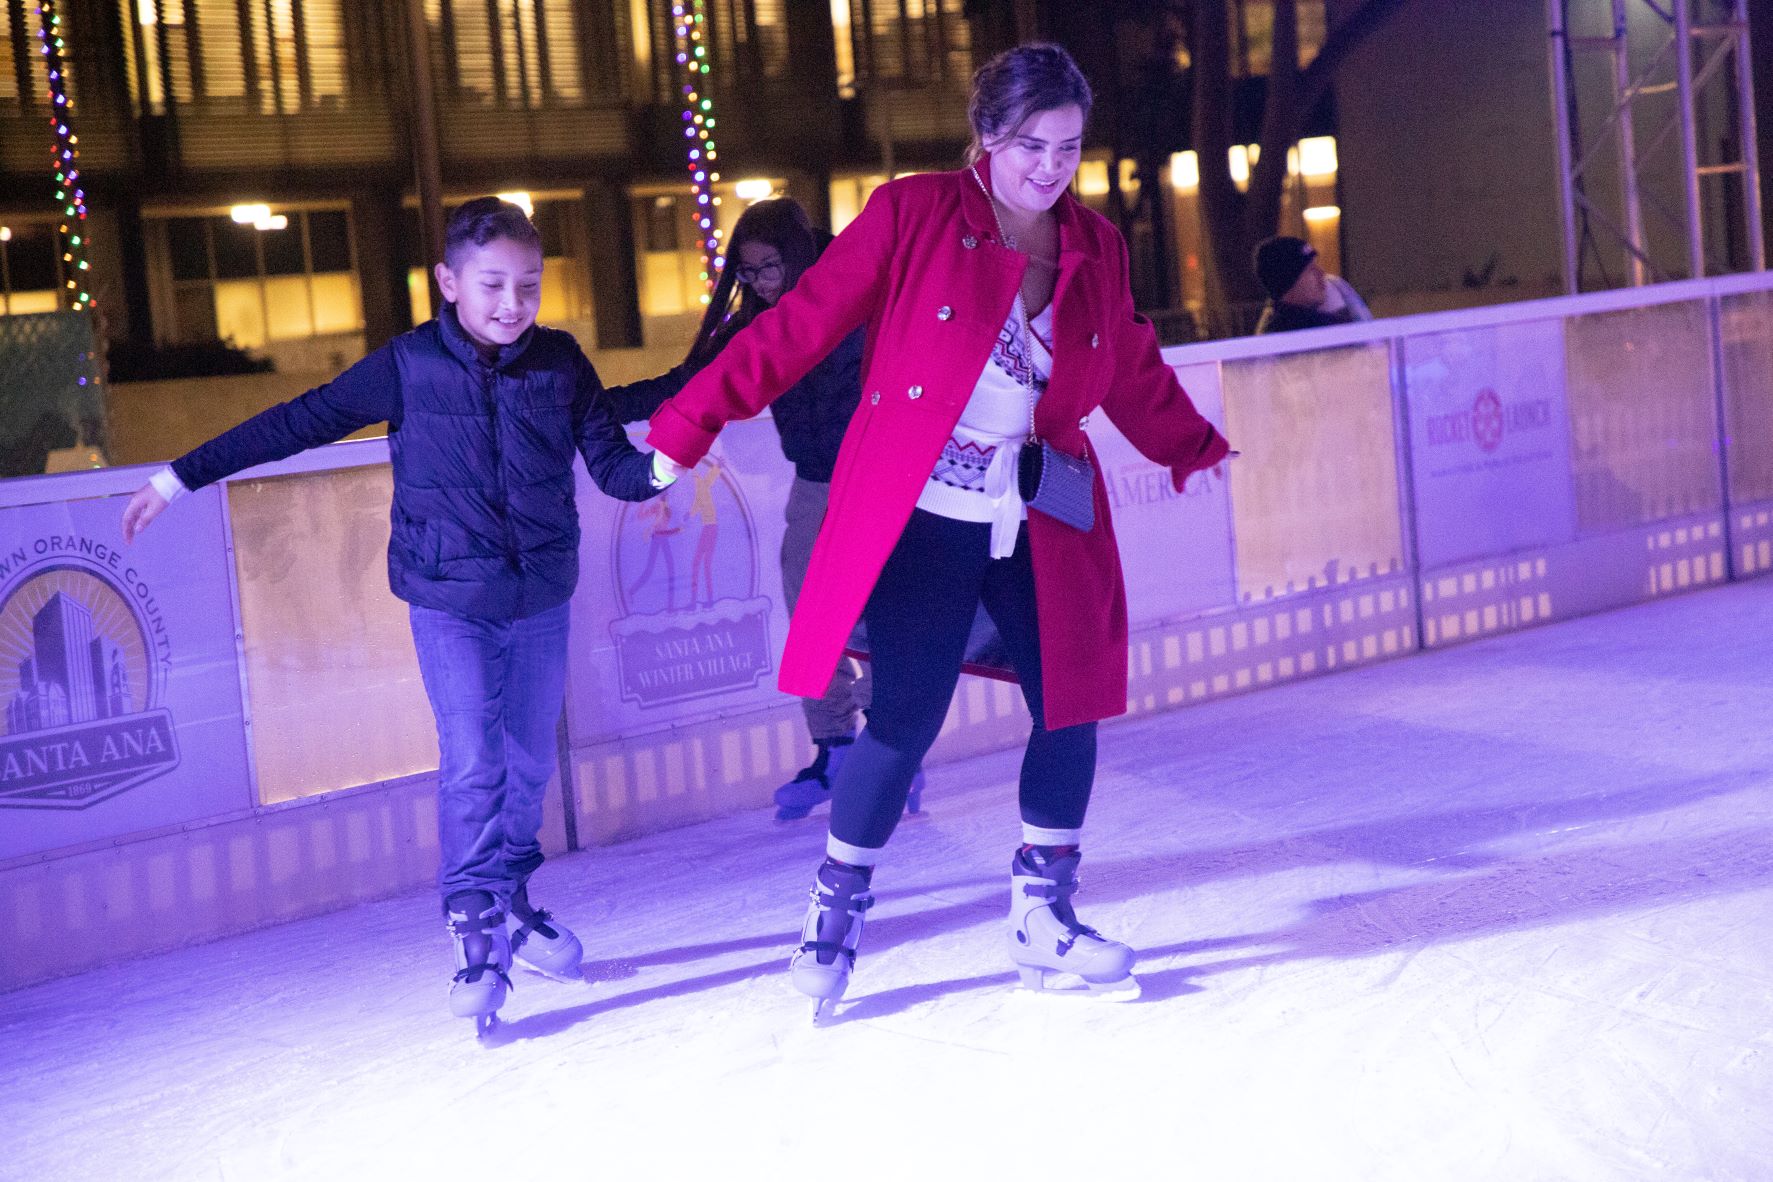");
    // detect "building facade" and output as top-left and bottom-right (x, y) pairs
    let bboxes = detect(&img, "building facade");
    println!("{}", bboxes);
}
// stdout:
(0, 0), (1380, 383)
